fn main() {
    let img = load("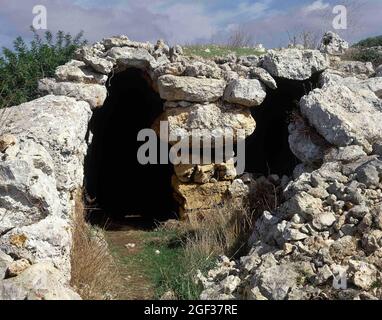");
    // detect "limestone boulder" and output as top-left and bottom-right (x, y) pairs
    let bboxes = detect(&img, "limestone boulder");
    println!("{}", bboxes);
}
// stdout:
(330, 60), (375, 80)
(107, 46), (157, 70)
(251, 263), (300, 300)
(319, 31), (349, 56)
(223, 79), (266, 107)
(0, 139), (61, 234)
(0, 262), (81, 300)
(300, 85), (382, 153)
(342, 77), (382, 99)
(2, 95), (92, 194)
(250, 67), (277, 90)
(172, 176), (231, 212)
(0, 251), (13, 280)
(0, 216), (72, 278)
(0, 134), (17, 153)
(76, 45), (114, 75)
(155, 102), (256, 146)
(38, 78), (107, 109)
(102, 35), (154, 52)
(184, 61), (222, 79)
(157, 75), (226, 102)
(152, 62), (187, 79)
(262, 49), (329, 80)
(288, 118), (331, 165)
(55, 60), (107, 85)
(6, 259), (31, 277)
